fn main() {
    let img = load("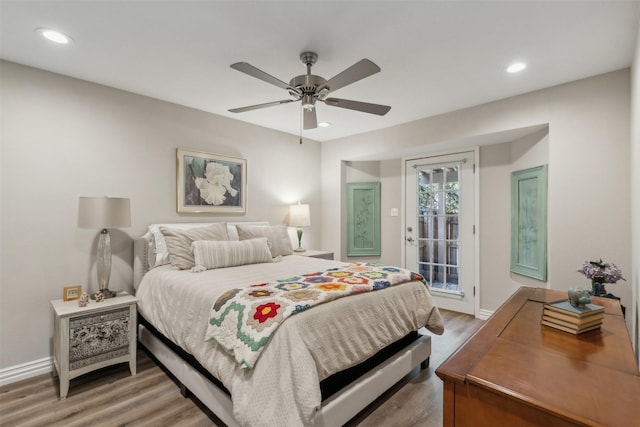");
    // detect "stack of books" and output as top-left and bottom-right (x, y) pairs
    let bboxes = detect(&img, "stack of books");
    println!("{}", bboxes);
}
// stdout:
(542, 300), (604, 334)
